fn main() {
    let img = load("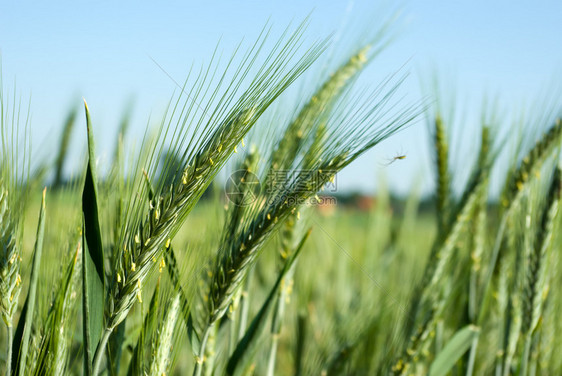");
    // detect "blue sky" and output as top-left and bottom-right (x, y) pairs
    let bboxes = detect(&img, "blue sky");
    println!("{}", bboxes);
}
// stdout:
(1, 1), (561, 195)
